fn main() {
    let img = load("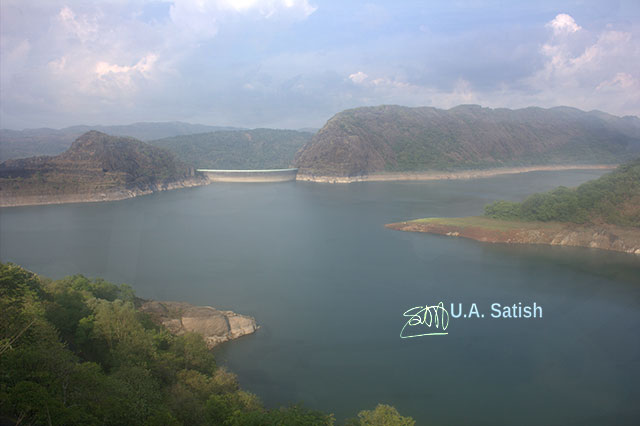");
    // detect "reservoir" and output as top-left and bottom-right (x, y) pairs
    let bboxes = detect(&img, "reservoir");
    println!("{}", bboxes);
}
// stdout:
(1, 169), (638, 424)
